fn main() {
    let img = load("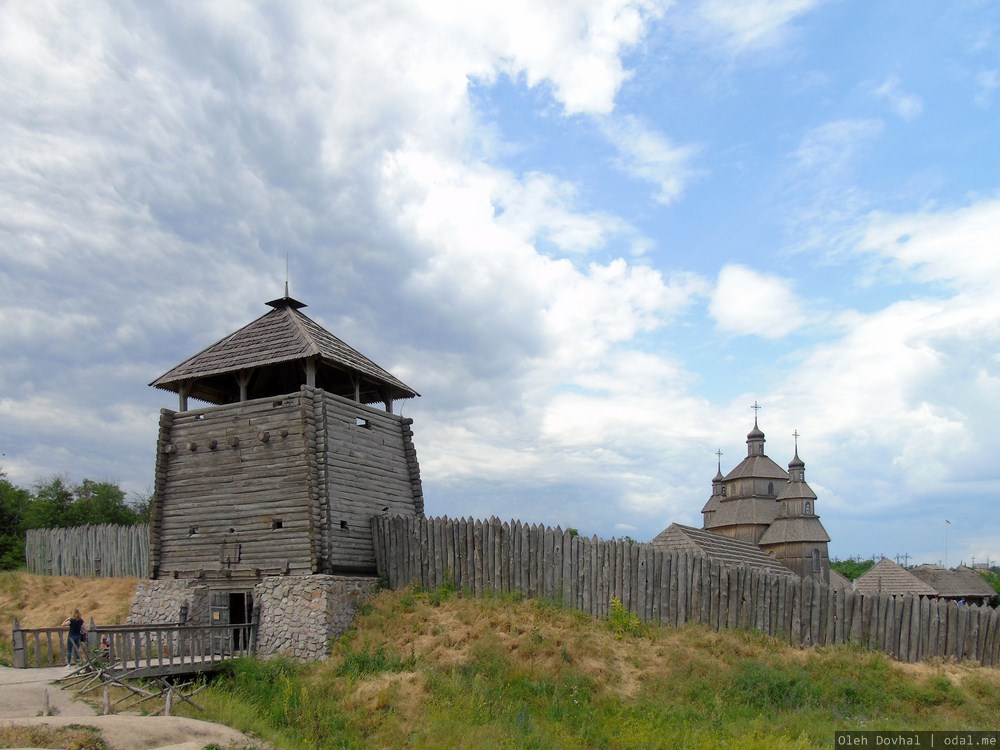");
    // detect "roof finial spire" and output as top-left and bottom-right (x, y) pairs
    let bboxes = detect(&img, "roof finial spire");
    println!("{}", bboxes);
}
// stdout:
(792, 429), (800, 452)
(750, 399), (762, 426)
(285, 252), (290, 298)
